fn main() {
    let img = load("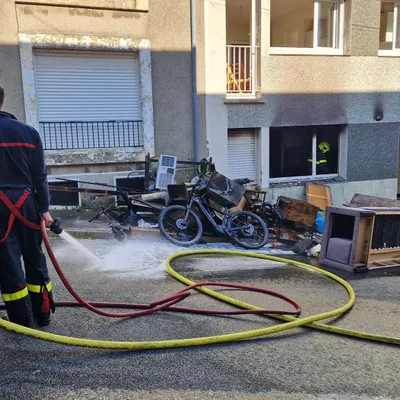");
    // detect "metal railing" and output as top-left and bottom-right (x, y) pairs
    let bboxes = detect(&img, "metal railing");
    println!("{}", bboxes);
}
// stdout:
(226, 45), (259, 97)
(39, 120), (143, 150)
